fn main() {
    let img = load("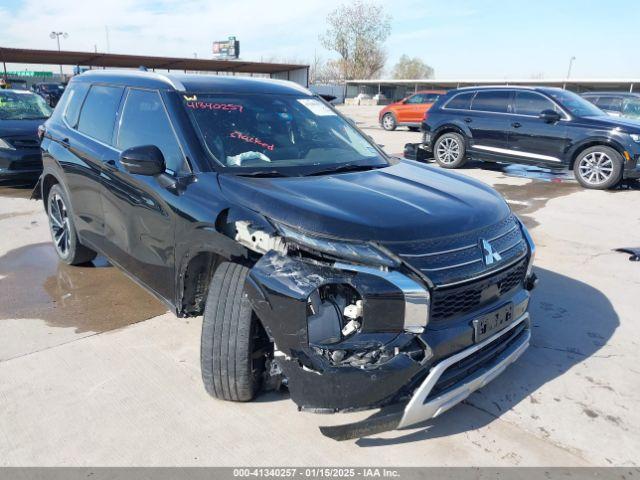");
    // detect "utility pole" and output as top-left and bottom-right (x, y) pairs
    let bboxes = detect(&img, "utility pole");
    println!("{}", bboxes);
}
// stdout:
(566, 56), (576, 79)
(105, 26), (111, 53)
(50, 31), (68, 79)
